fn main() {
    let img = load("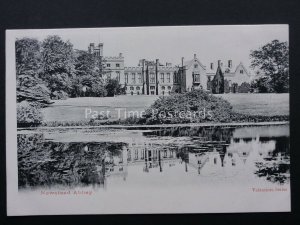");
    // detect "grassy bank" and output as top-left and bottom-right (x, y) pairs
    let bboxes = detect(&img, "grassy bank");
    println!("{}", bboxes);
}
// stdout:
(17, 92), (289, 128)
(41, 93), (289, 122)
(38, 115), (289, 127)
